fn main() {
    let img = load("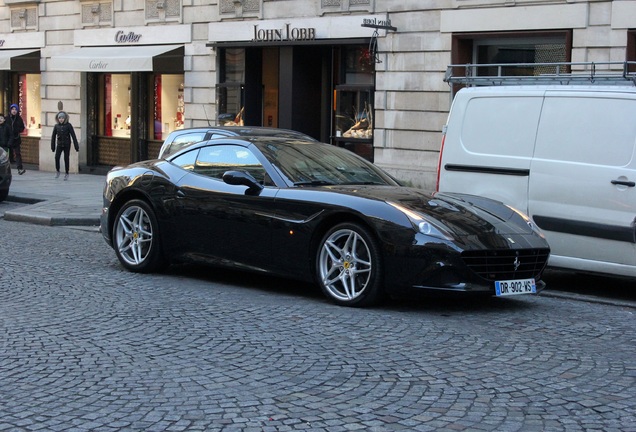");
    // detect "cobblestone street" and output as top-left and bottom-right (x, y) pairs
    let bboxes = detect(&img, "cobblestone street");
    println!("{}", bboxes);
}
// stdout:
(1, 220), (635, 431)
